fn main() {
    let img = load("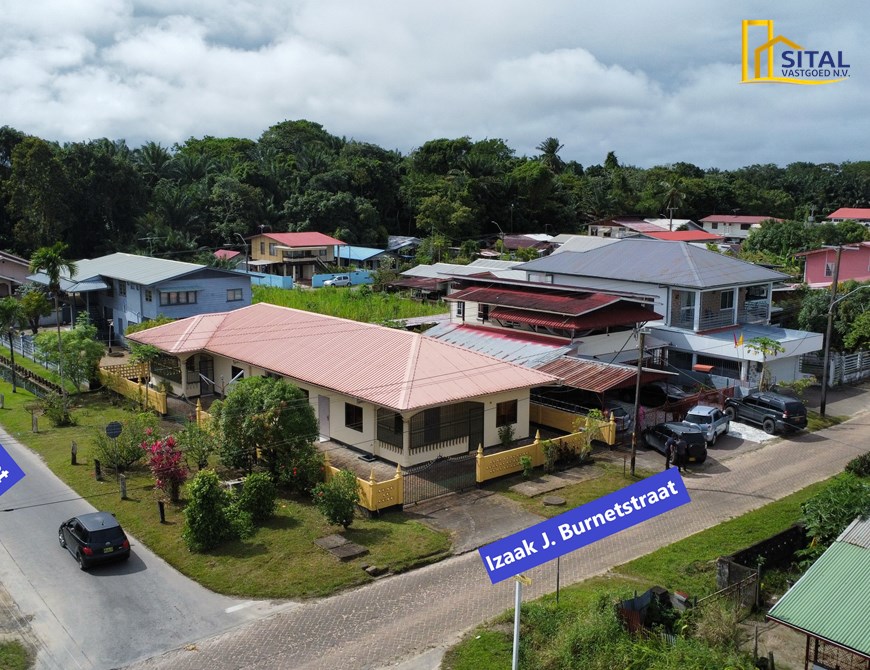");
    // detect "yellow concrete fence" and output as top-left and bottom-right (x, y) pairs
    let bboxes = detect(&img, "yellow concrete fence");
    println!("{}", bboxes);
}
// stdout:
(476, 429), (597, 484)
(529, 403), (617, 445)
(324, 457), (404, 513)
(98, 366), (167, 415)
